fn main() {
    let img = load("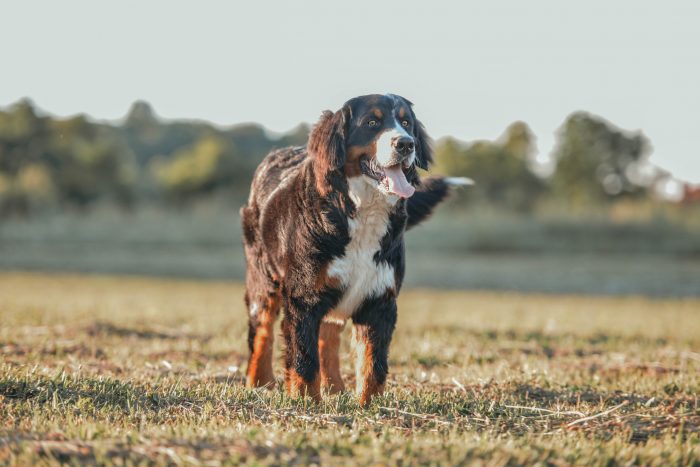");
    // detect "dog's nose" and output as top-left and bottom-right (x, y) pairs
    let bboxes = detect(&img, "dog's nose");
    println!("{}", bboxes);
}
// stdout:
(392, 136), (415, 156)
